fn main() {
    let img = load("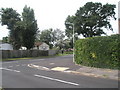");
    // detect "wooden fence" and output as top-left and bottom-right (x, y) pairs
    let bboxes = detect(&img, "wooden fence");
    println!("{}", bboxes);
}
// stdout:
(1, 50), (59, 59)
